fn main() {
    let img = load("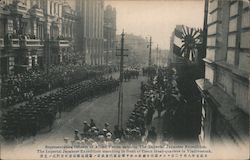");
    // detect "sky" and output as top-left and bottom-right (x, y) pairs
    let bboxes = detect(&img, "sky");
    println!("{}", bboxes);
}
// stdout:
(105, 0), (205, 50)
